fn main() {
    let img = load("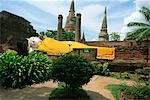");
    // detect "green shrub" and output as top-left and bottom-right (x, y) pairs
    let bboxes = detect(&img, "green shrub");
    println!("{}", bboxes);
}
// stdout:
(122, 86), (150, 98)
(107, 84), (150, 100)
(0, 51), (52, 88)
(0, 51), (25, 88)
(49, 87), (90, 100)
(50, 53), (94, 99)
(111, 72), (130, 80)
(120, 72), (130, 79)
(23, 51), (52, 85)
(135, 67), (150, 86)
(51, 53), (94, 89)
(92, 62), (111, 76)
